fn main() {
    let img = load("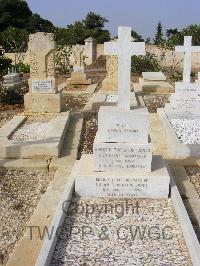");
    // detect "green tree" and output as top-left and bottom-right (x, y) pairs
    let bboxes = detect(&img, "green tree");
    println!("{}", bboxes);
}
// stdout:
(0, 0), (32, 31)
(84, 12), (108, 30)
(26, 13), (54, 33)
(154, 21), (165, 45)
(0, 26), (29, 64)
(131, 30), (144, 41)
